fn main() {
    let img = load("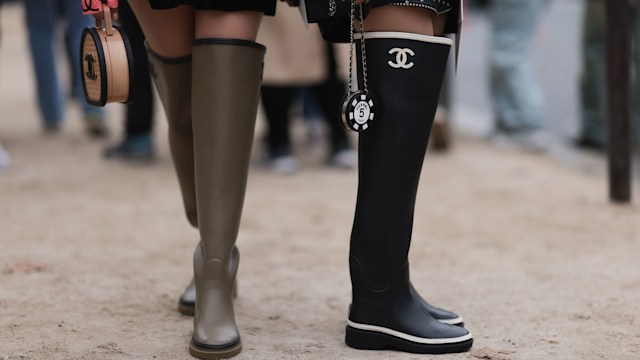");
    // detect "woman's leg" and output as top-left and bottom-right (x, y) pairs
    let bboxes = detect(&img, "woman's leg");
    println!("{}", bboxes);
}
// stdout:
(578, 0), (607, 149)
(310, 43), (354, 166)
(194, 10), (261, 40)
(364, 5), (445, 35)
(261, 85), (297, 160)
(129, 2), (203, 318)
(23, 0), (64, 129)
(365, 6), (462, 323)
(61, 0), (107, 137)
(346, 5), (472, 354)
(129, 2), (197, 226)
(489, 0), (547, 133)
(189, 11), (264, 359)
(104, 0), (155, 160)
(128, 2), (194, 58)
